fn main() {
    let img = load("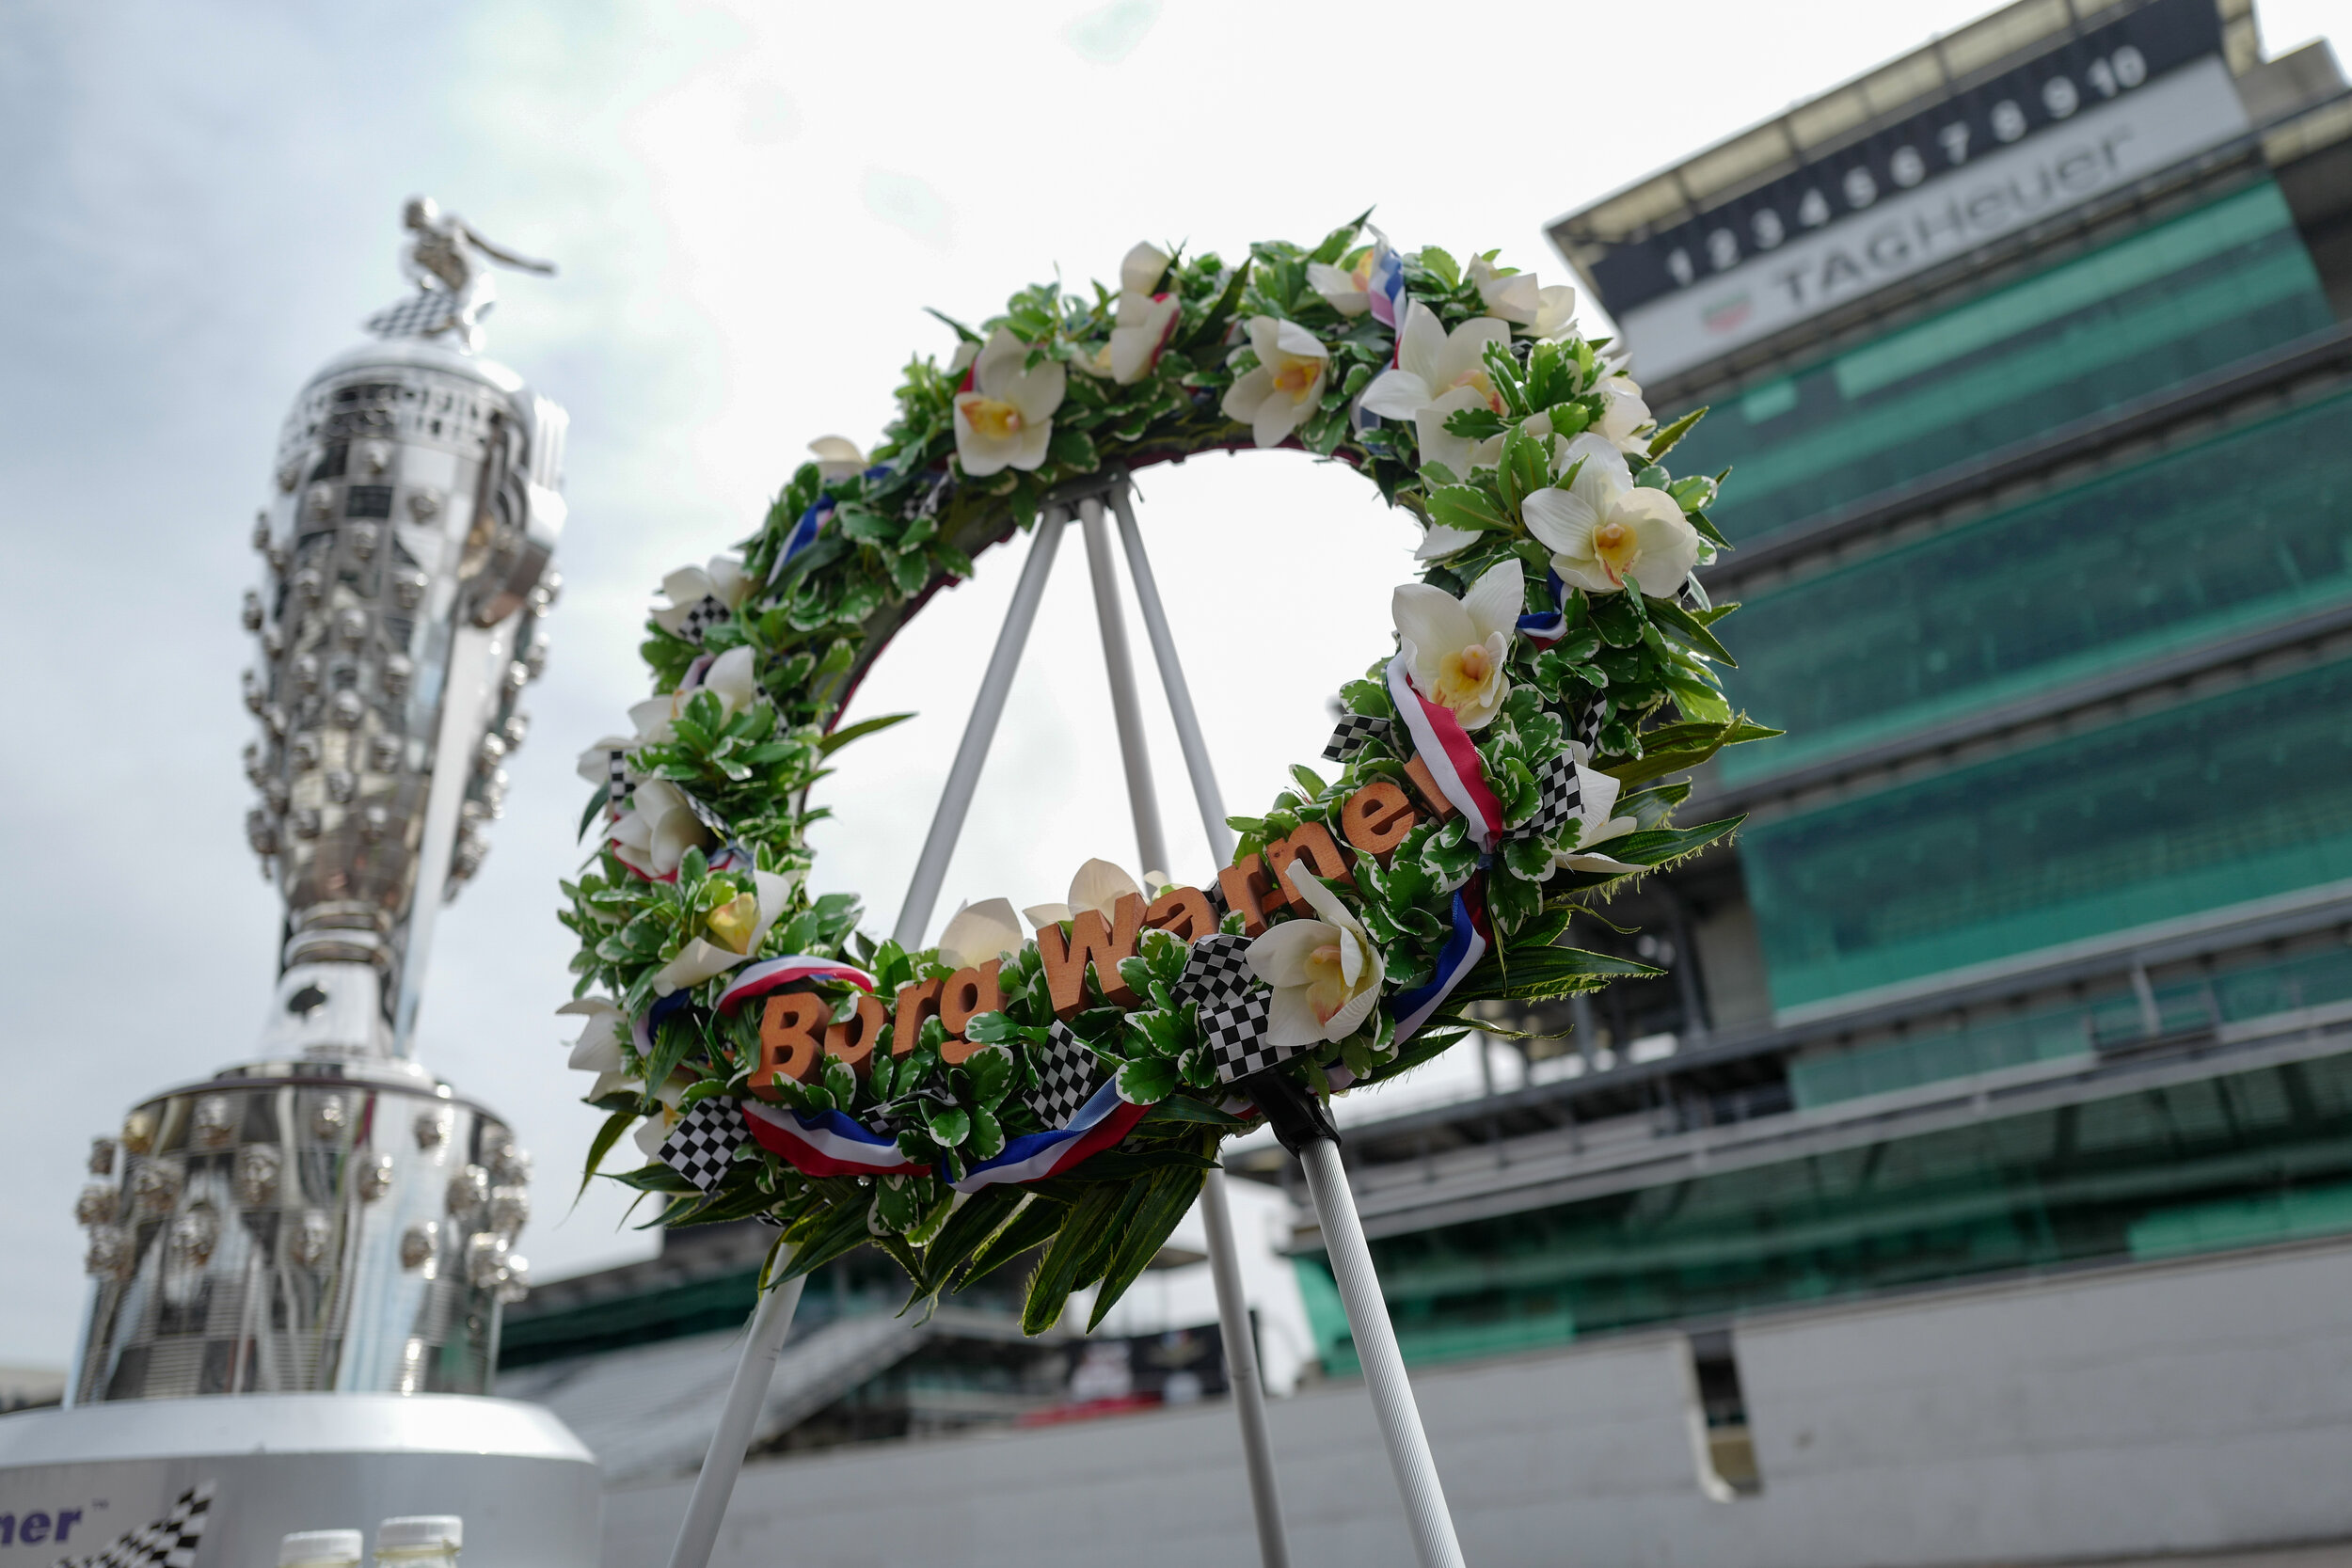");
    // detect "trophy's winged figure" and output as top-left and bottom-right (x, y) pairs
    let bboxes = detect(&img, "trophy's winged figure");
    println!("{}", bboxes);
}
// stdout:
(366, 195), (558, 351)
